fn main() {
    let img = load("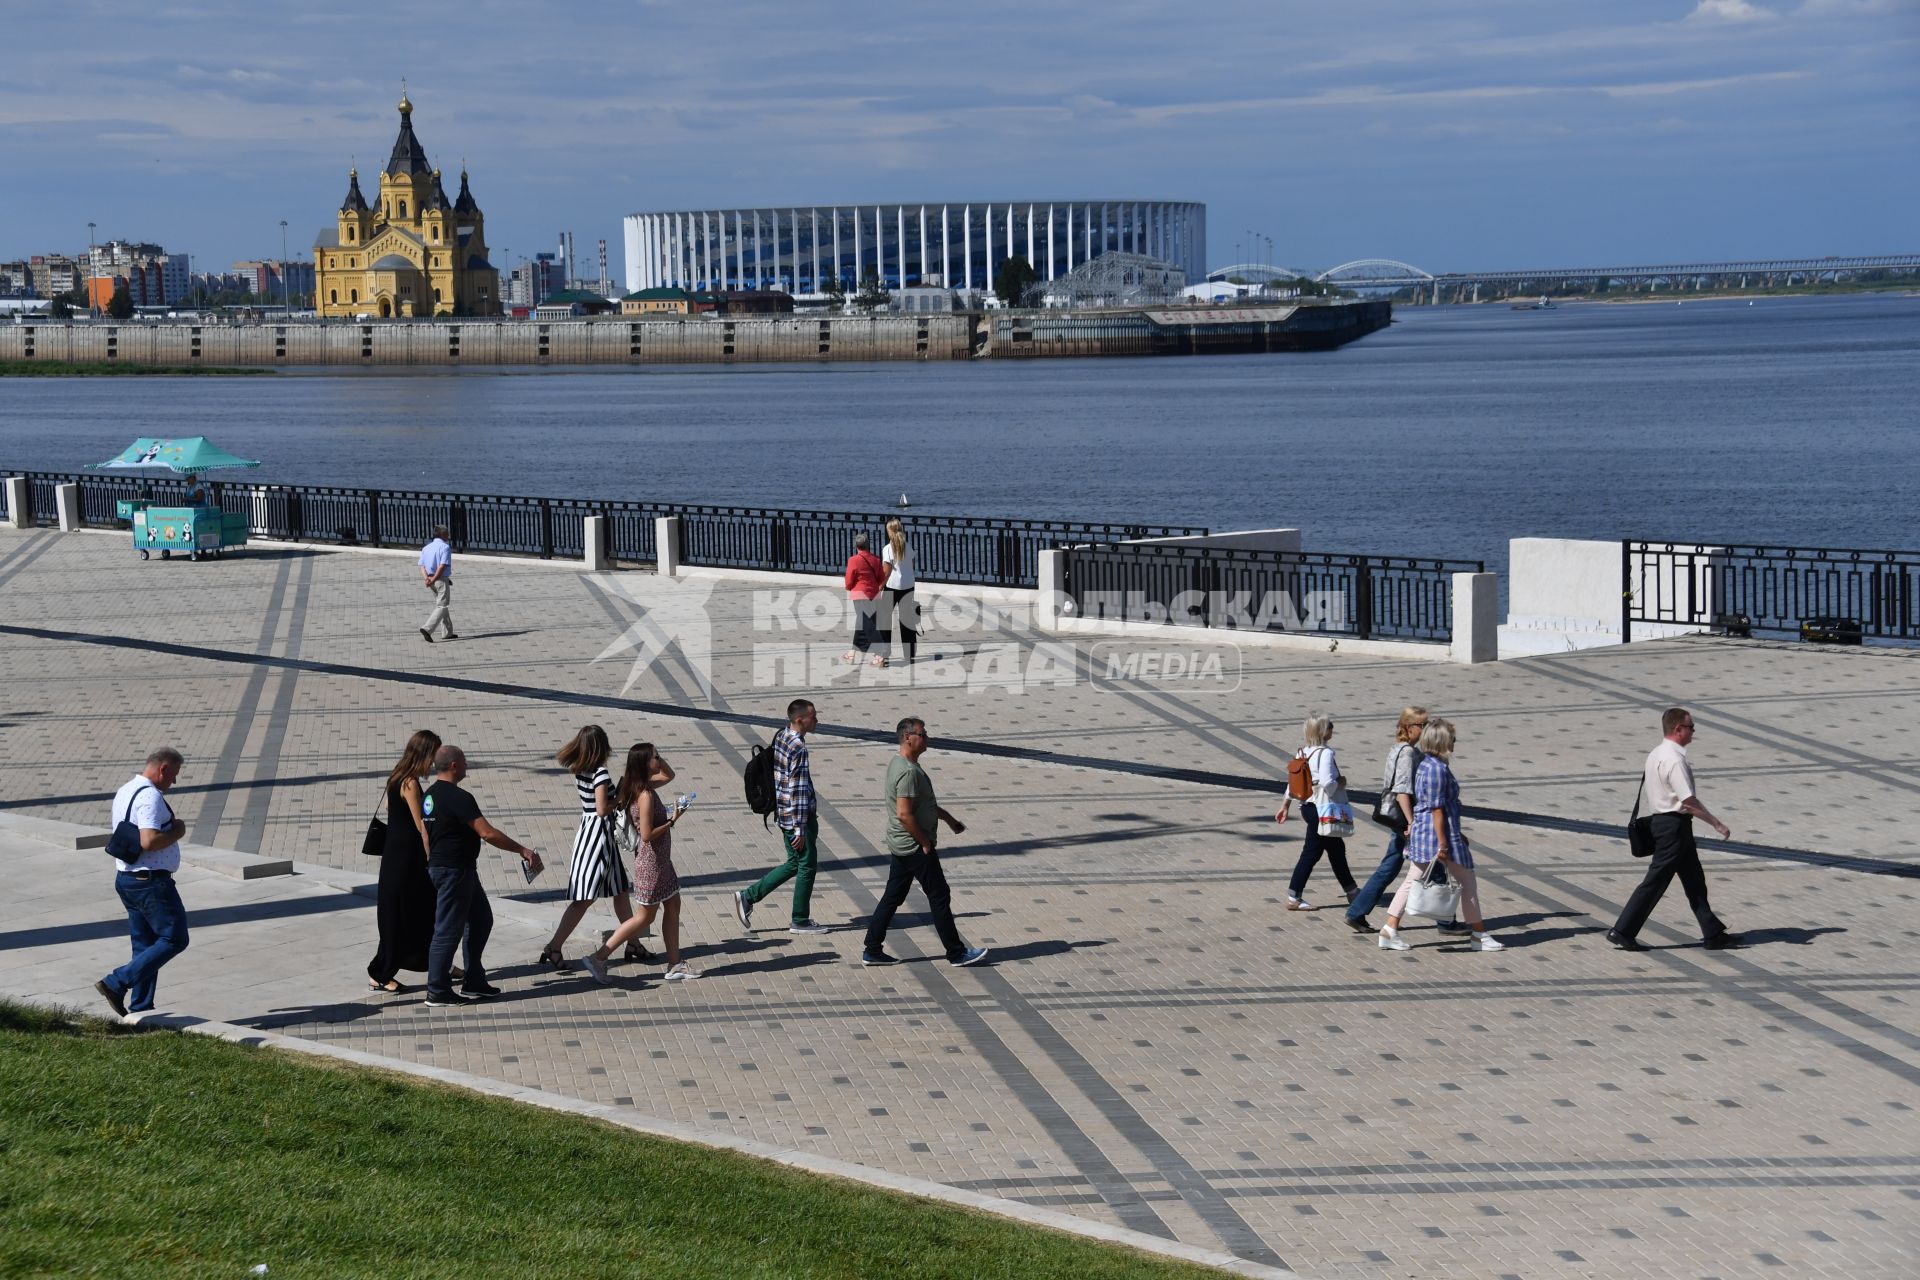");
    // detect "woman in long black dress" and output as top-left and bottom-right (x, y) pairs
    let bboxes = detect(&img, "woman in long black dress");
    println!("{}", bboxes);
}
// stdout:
(368, 729), (442, 992)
